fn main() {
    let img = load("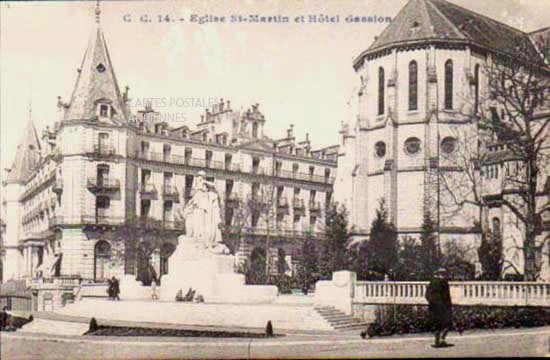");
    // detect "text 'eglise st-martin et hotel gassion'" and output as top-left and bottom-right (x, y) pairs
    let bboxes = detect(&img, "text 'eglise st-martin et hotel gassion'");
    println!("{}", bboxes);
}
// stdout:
(2, 0), (550, 283)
